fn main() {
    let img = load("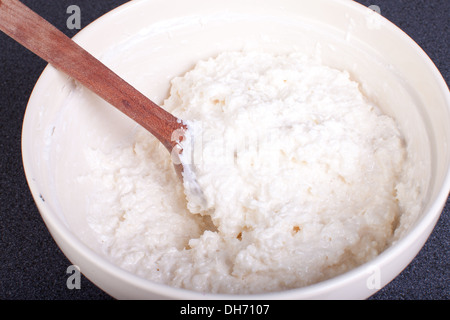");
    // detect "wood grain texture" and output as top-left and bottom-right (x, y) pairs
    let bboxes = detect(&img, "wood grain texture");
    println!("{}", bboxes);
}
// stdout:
(0, 0), (185, 152)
